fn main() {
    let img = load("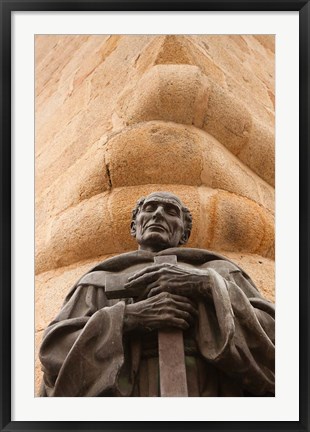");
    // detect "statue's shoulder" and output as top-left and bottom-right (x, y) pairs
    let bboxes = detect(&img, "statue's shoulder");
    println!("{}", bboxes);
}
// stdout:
(161, 247), (235, 266)
(201, 259), (240, 277)
(167, 248), (256, 288)
(91, 250), (156, 271)
(76, 247), (248, 286)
